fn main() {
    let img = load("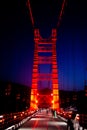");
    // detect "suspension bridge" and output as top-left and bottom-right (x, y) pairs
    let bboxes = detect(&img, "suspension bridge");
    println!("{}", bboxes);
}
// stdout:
(0, 0), (87, 129)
